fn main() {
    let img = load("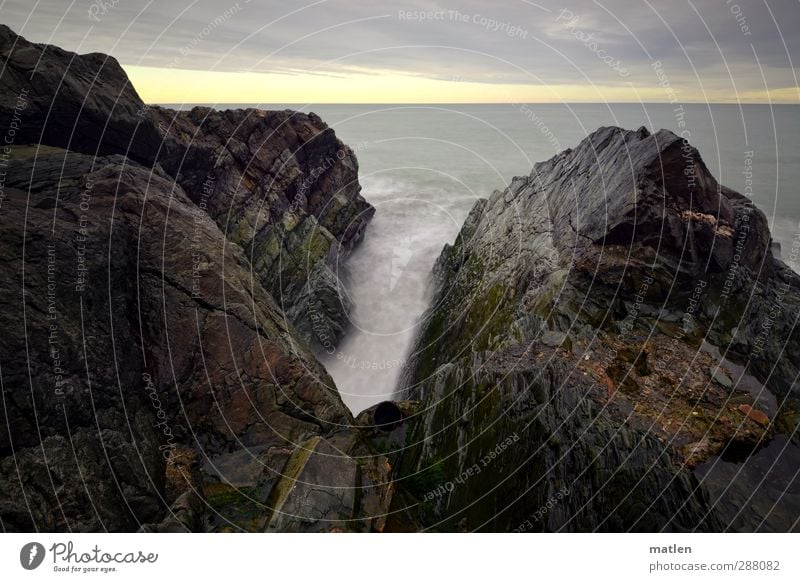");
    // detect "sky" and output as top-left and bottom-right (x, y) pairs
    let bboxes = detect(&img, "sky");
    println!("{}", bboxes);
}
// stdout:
(1, 0), (799, 104)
